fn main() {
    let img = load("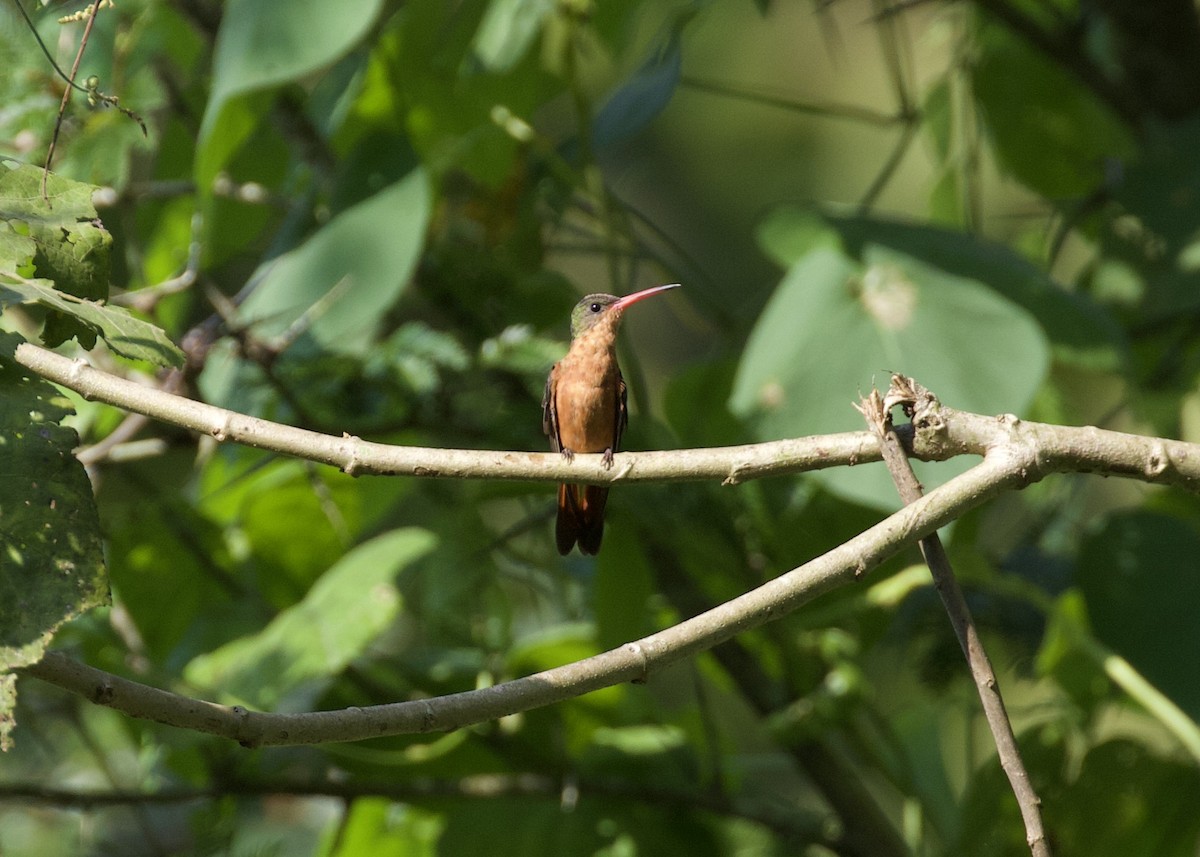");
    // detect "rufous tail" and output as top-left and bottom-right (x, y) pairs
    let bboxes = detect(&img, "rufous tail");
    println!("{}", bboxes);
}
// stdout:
(555, 483), (609, 555)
